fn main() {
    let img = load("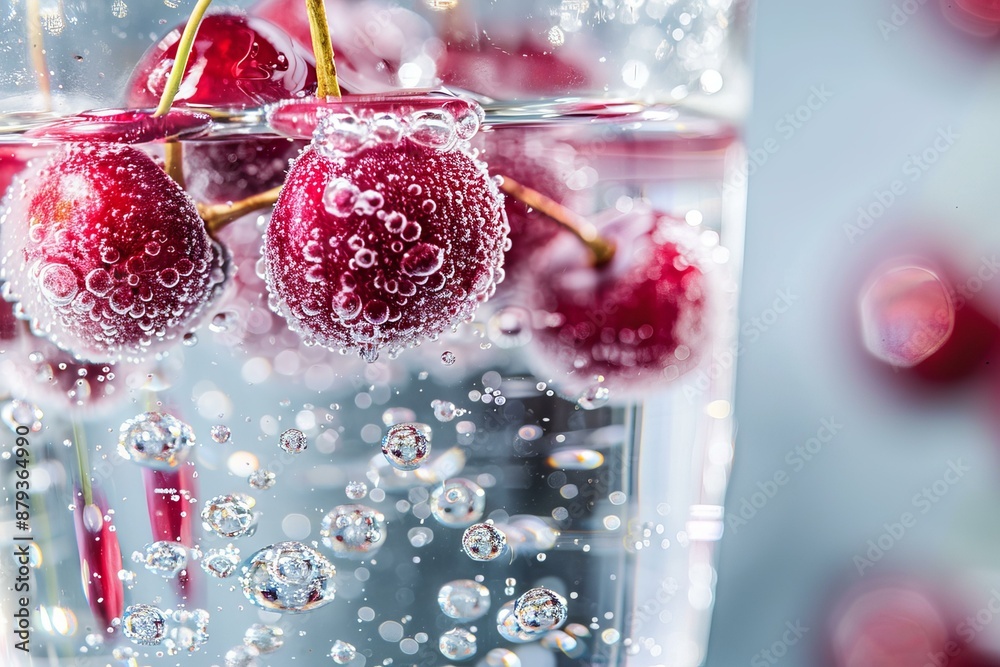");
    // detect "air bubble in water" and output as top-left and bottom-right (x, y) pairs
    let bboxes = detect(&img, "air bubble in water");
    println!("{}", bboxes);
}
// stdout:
(121, 604), (167, 646)
(244, 624), (284, 653)
(201, 494), (255, 538)
(514, 587), (568, 633)
(248, 469), (276, 490)
(439, 627), (477, 660)
(118, 411), (195, 469)
(240, 541), (336, 612)
(330, 639), (357, 663)
(201, 545), (241, 578)
(381, 422), (431, 471)
(279, 428), (308, 454)
(320, 504), (387, 559)
(315, 113), (369, 158)
(485, 647), (522, 666)
(164, 608), (210, 655)
(224, 644), (260, 667)
(211, 424), (231, 443)
(140, 541), (188, 578)
(431, 478), (486, 527)
(323, 178), (362, 217)
(496, 601), (533, 643)
(441, 350), (456, 365)
(462, 523), (507, 562)
(577, 385), (611, 410)
(408, 109), (458, 151)
(345, 480), (368, 500)
(431, 399), (457, 422)
(438, 580), (491, 621)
